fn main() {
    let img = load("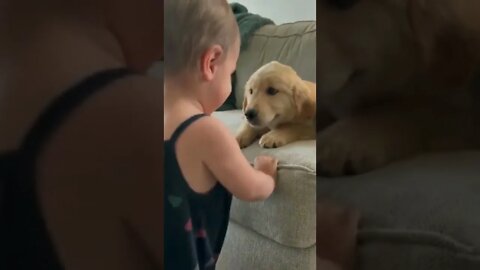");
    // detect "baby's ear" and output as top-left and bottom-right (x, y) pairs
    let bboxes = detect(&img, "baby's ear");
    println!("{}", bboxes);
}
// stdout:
(200, 45), (223, 81)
